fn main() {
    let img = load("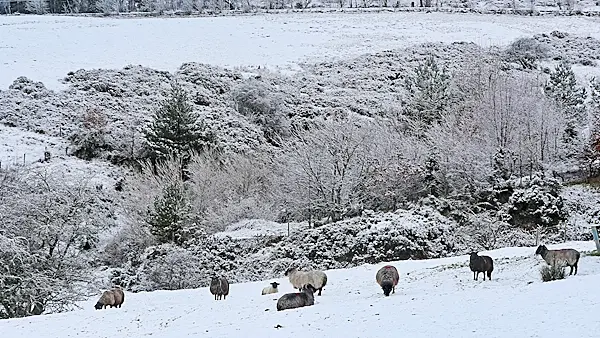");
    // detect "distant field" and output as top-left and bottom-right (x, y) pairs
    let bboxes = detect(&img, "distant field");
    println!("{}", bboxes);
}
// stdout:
(1, 12), (600, 89)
